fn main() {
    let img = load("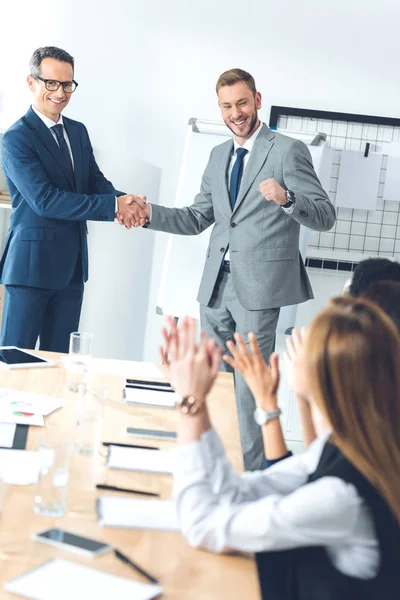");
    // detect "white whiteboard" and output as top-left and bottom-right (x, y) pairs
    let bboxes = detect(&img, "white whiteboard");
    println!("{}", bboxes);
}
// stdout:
(156, 120), (332, 333)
